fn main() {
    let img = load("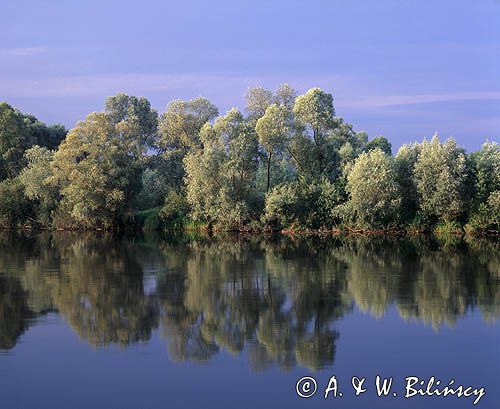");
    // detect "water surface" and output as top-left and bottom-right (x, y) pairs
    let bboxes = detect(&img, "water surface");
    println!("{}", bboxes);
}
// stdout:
(0, 233), (498, 408)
